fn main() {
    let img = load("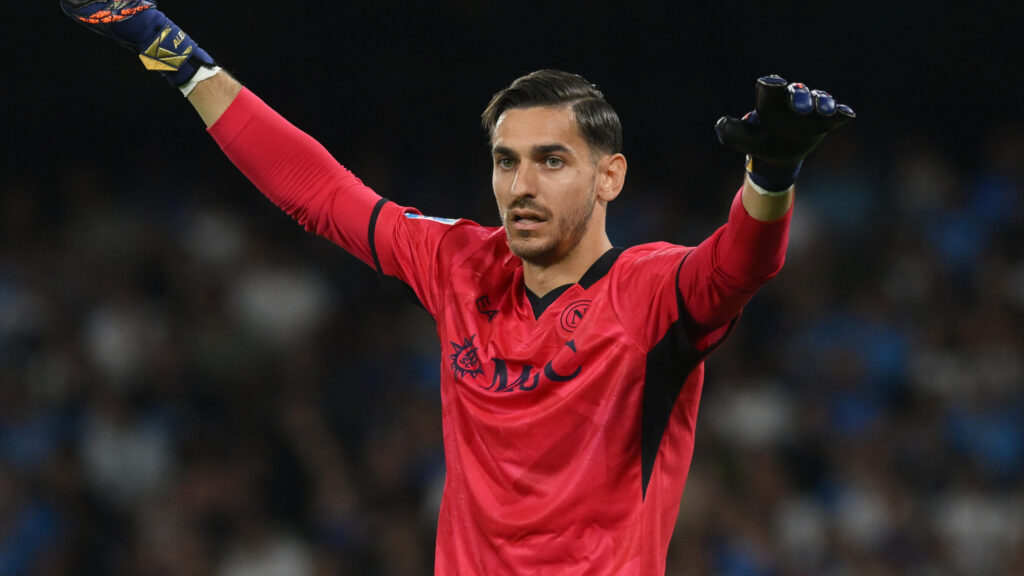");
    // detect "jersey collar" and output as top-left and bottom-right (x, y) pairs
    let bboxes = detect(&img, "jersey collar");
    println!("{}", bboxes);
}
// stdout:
(525, 247), (625, 319)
